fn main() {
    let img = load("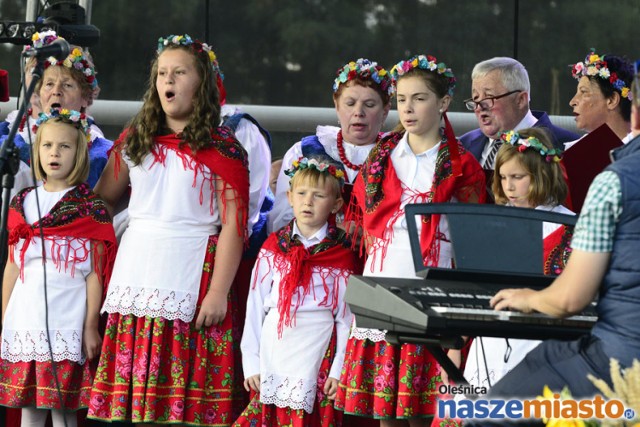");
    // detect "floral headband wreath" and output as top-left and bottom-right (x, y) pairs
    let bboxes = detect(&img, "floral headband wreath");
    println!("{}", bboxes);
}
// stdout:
(33, 107), (91, 143)
(157, 34), (223, 78)
(285, 156), (346, 188)
(571, 48), (633, 101)
(26, 31), (99, 90)
(390, 54), (457, 97)
(498, 130), (562, 163)
(333, 58), (394, 97)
